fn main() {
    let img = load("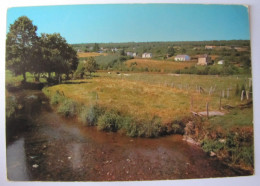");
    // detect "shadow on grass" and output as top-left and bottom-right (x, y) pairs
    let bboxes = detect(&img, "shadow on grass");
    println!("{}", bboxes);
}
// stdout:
(62, 81), (92, 85)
